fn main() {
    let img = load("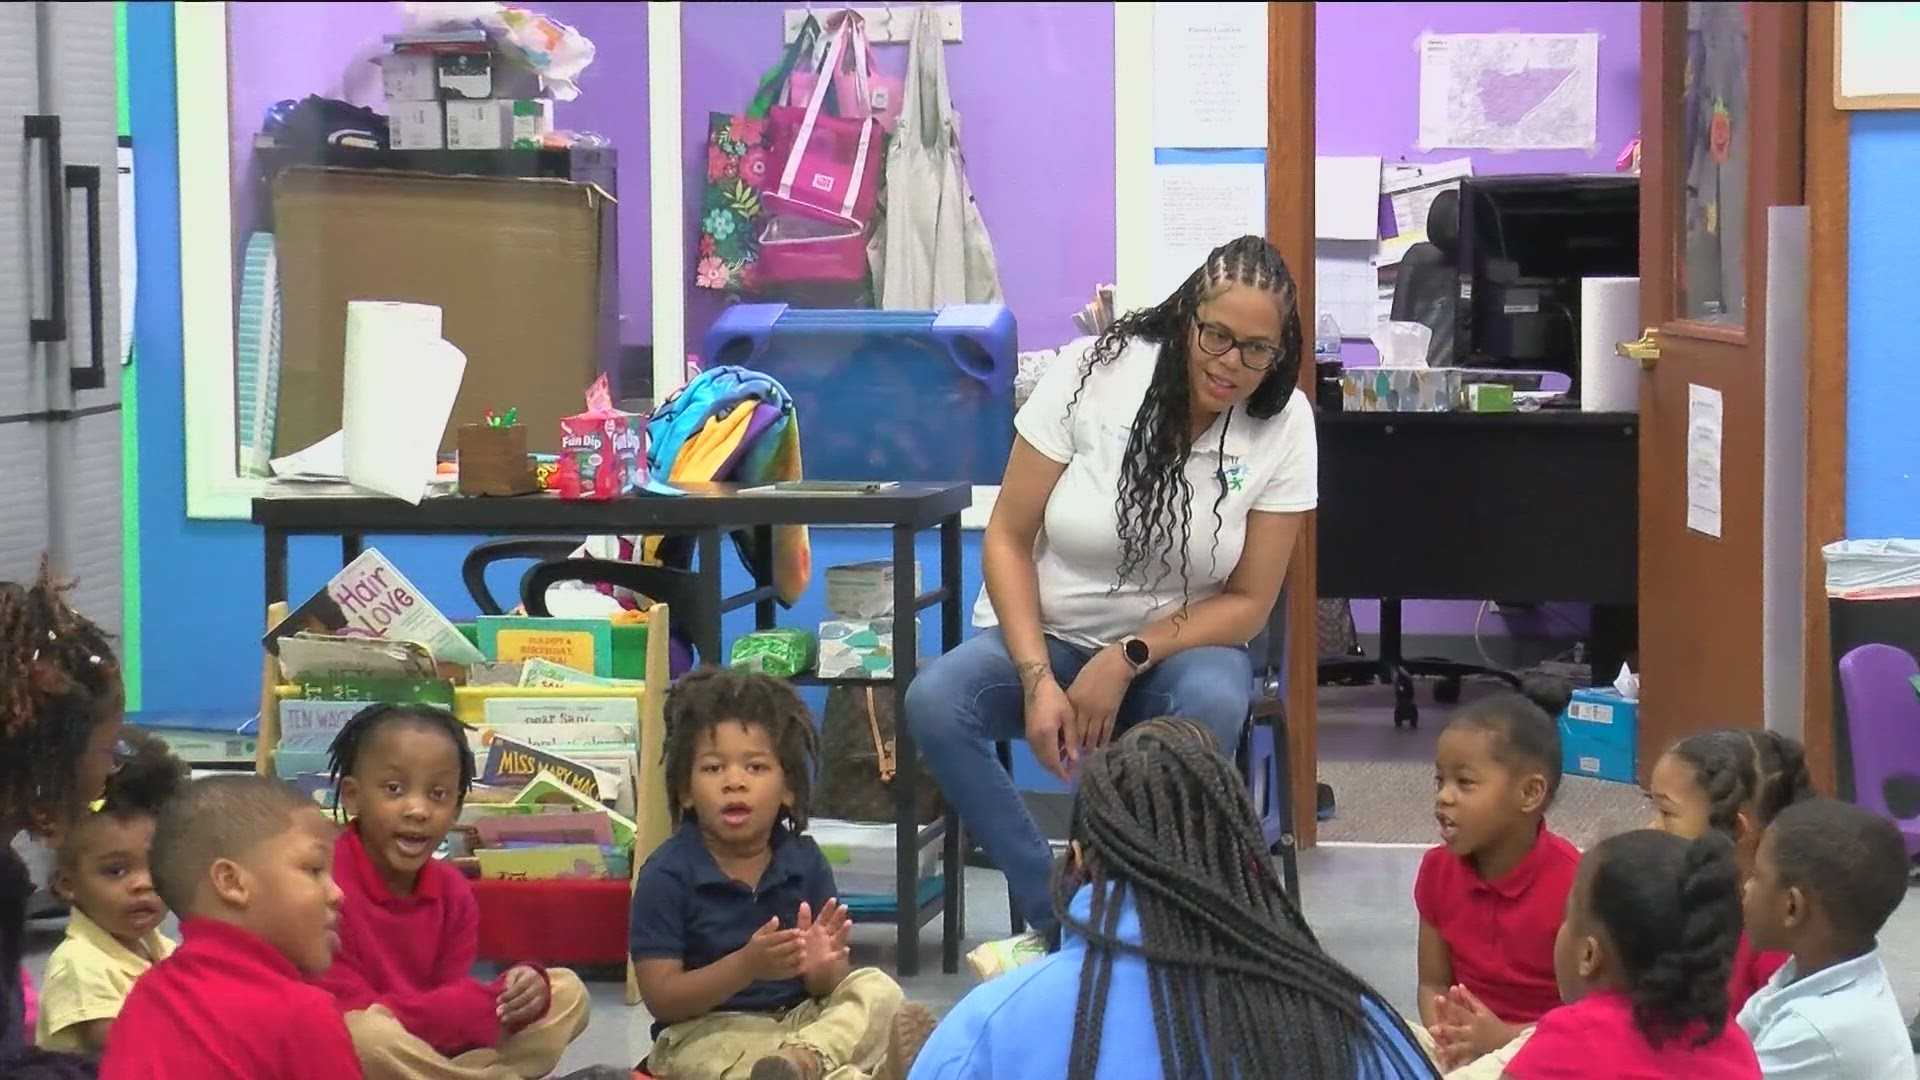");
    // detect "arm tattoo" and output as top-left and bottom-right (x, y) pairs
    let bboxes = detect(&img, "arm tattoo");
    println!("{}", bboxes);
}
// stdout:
(1015, 661), (1051, 704)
